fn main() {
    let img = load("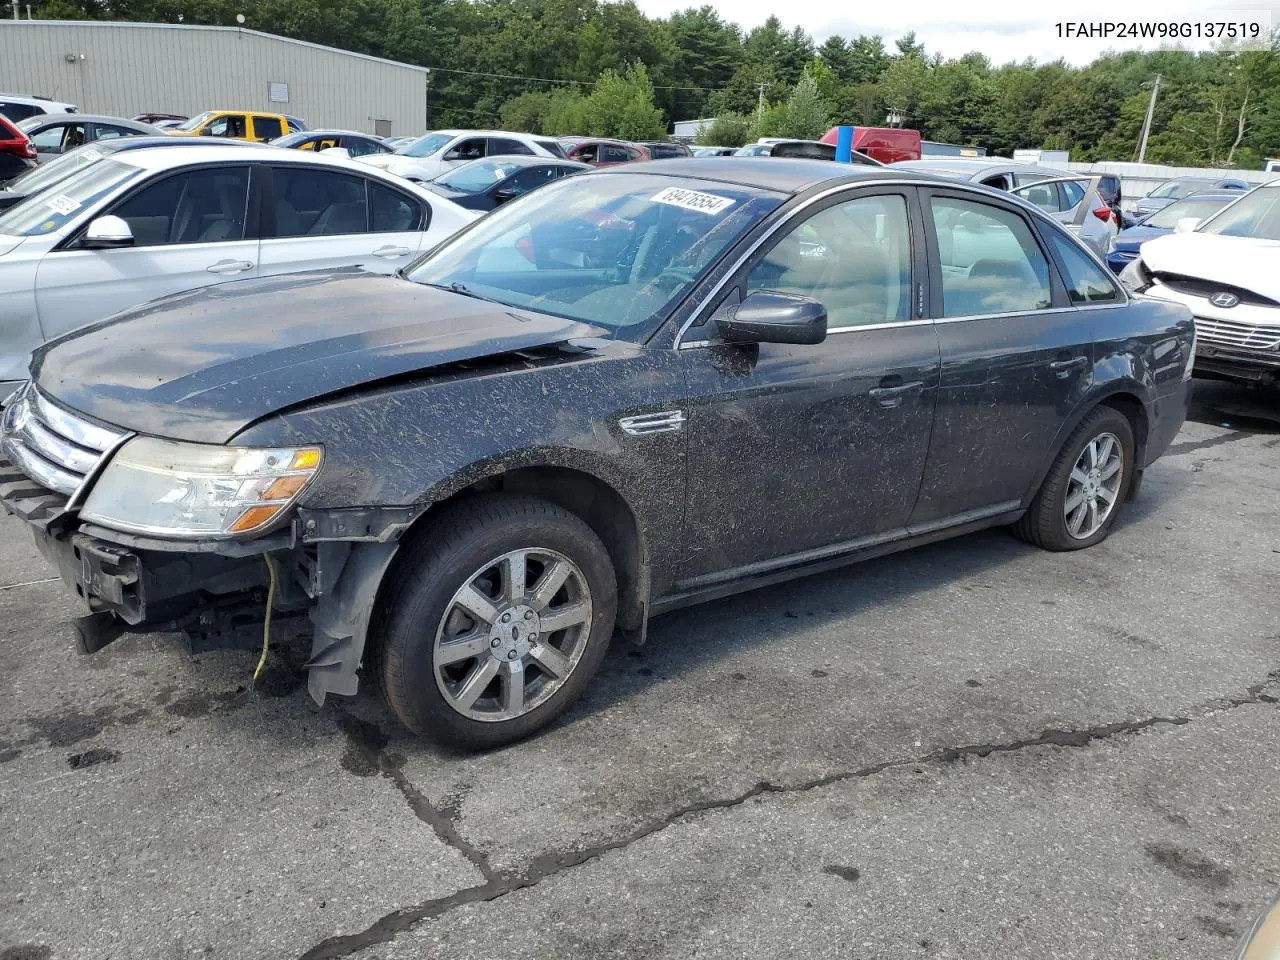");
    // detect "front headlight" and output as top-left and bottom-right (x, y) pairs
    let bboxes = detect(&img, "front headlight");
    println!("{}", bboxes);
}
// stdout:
(80, 437), (322, 538)
(1118, 258), (1153, 294)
